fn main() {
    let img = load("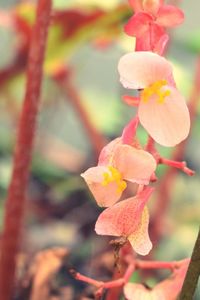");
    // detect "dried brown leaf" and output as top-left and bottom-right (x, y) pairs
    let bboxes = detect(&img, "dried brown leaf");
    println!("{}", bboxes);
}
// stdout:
(29, 247), (68, 300)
